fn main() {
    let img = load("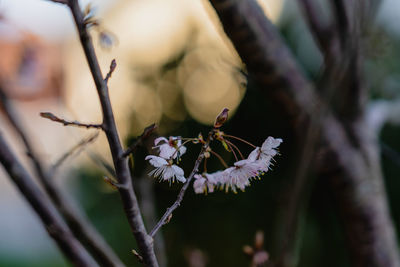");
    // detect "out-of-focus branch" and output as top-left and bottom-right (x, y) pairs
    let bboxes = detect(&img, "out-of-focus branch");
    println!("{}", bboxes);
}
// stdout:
(65, 0), (158, 265)
(0, 89), (125, 267)
(208, 1), (400, 266)
(0, 133), (95, 267)
(330, 0), (349, 48)
(51, 132), (100, 174)
(297, 0), (336, 57)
